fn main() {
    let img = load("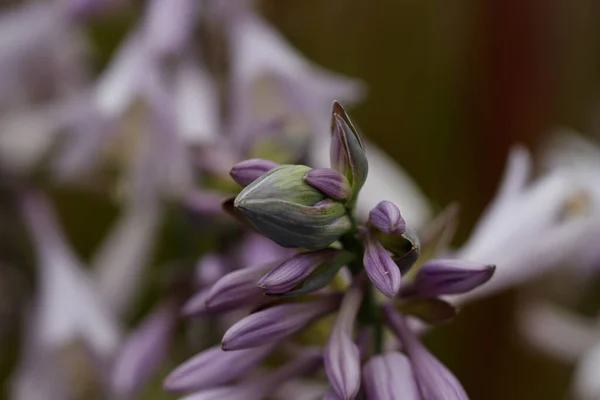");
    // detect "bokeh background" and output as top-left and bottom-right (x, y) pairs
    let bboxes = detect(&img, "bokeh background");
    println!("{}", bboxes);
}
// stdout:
(2, 0), (600, 399)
